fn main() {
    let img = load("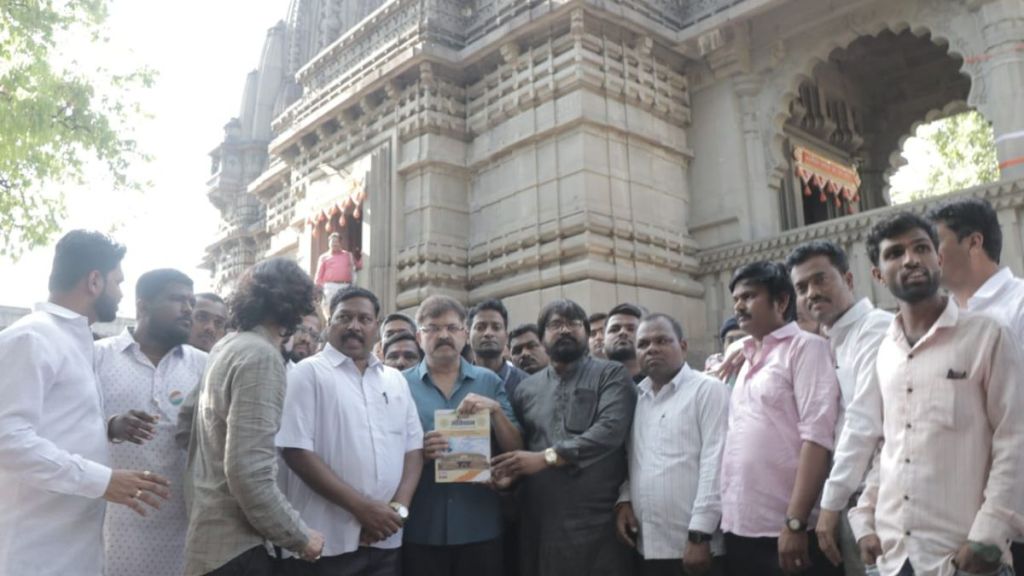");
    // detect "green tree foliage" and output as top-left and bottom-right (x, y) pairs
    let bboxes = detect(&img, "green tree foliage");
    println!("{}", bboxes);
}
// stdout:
(0, 1), (151, 257)
(890, 110), (999, 204)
